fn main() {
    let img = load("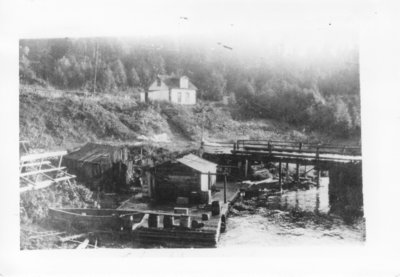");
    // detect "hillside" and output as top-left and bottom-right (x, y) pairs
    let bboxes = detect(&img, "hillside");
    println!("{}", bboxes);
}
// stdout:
(19, 85), (359, 151)
(19, 38), (361, 140)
